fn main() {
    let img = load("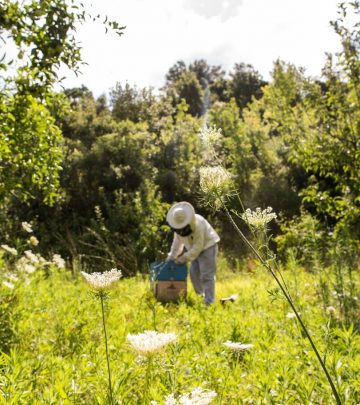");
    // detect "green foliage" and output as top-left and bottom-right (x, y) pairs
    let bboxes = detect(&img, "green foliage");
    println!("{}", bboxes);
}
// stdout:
(0, 288), (18, 353)
(0, 262), (358, 403)
(168, 71), (204, 116)
(0, 0), (124, 206)
(275, 212), (328, 268)
(155, 101), (203, 203)
(110, 83), (158, 123)
(0, 93), (63, 204)
(0, 0), (124, 91)
(227, 62), (267, 110)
